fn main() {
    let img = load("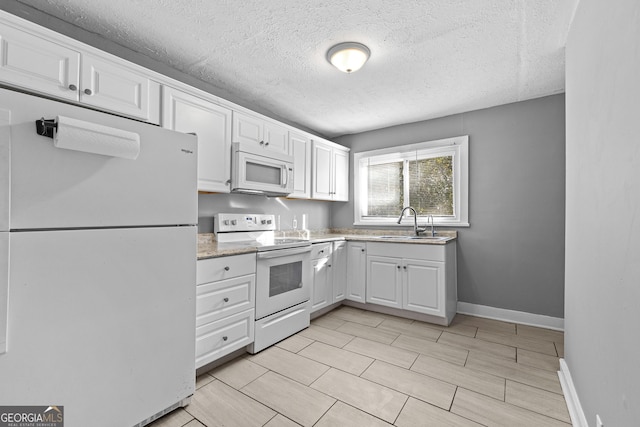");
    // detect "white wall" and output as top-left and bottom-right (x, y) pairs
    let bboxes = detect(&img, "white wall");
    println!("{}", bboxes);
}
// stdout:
(565, 0), (640, 425)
